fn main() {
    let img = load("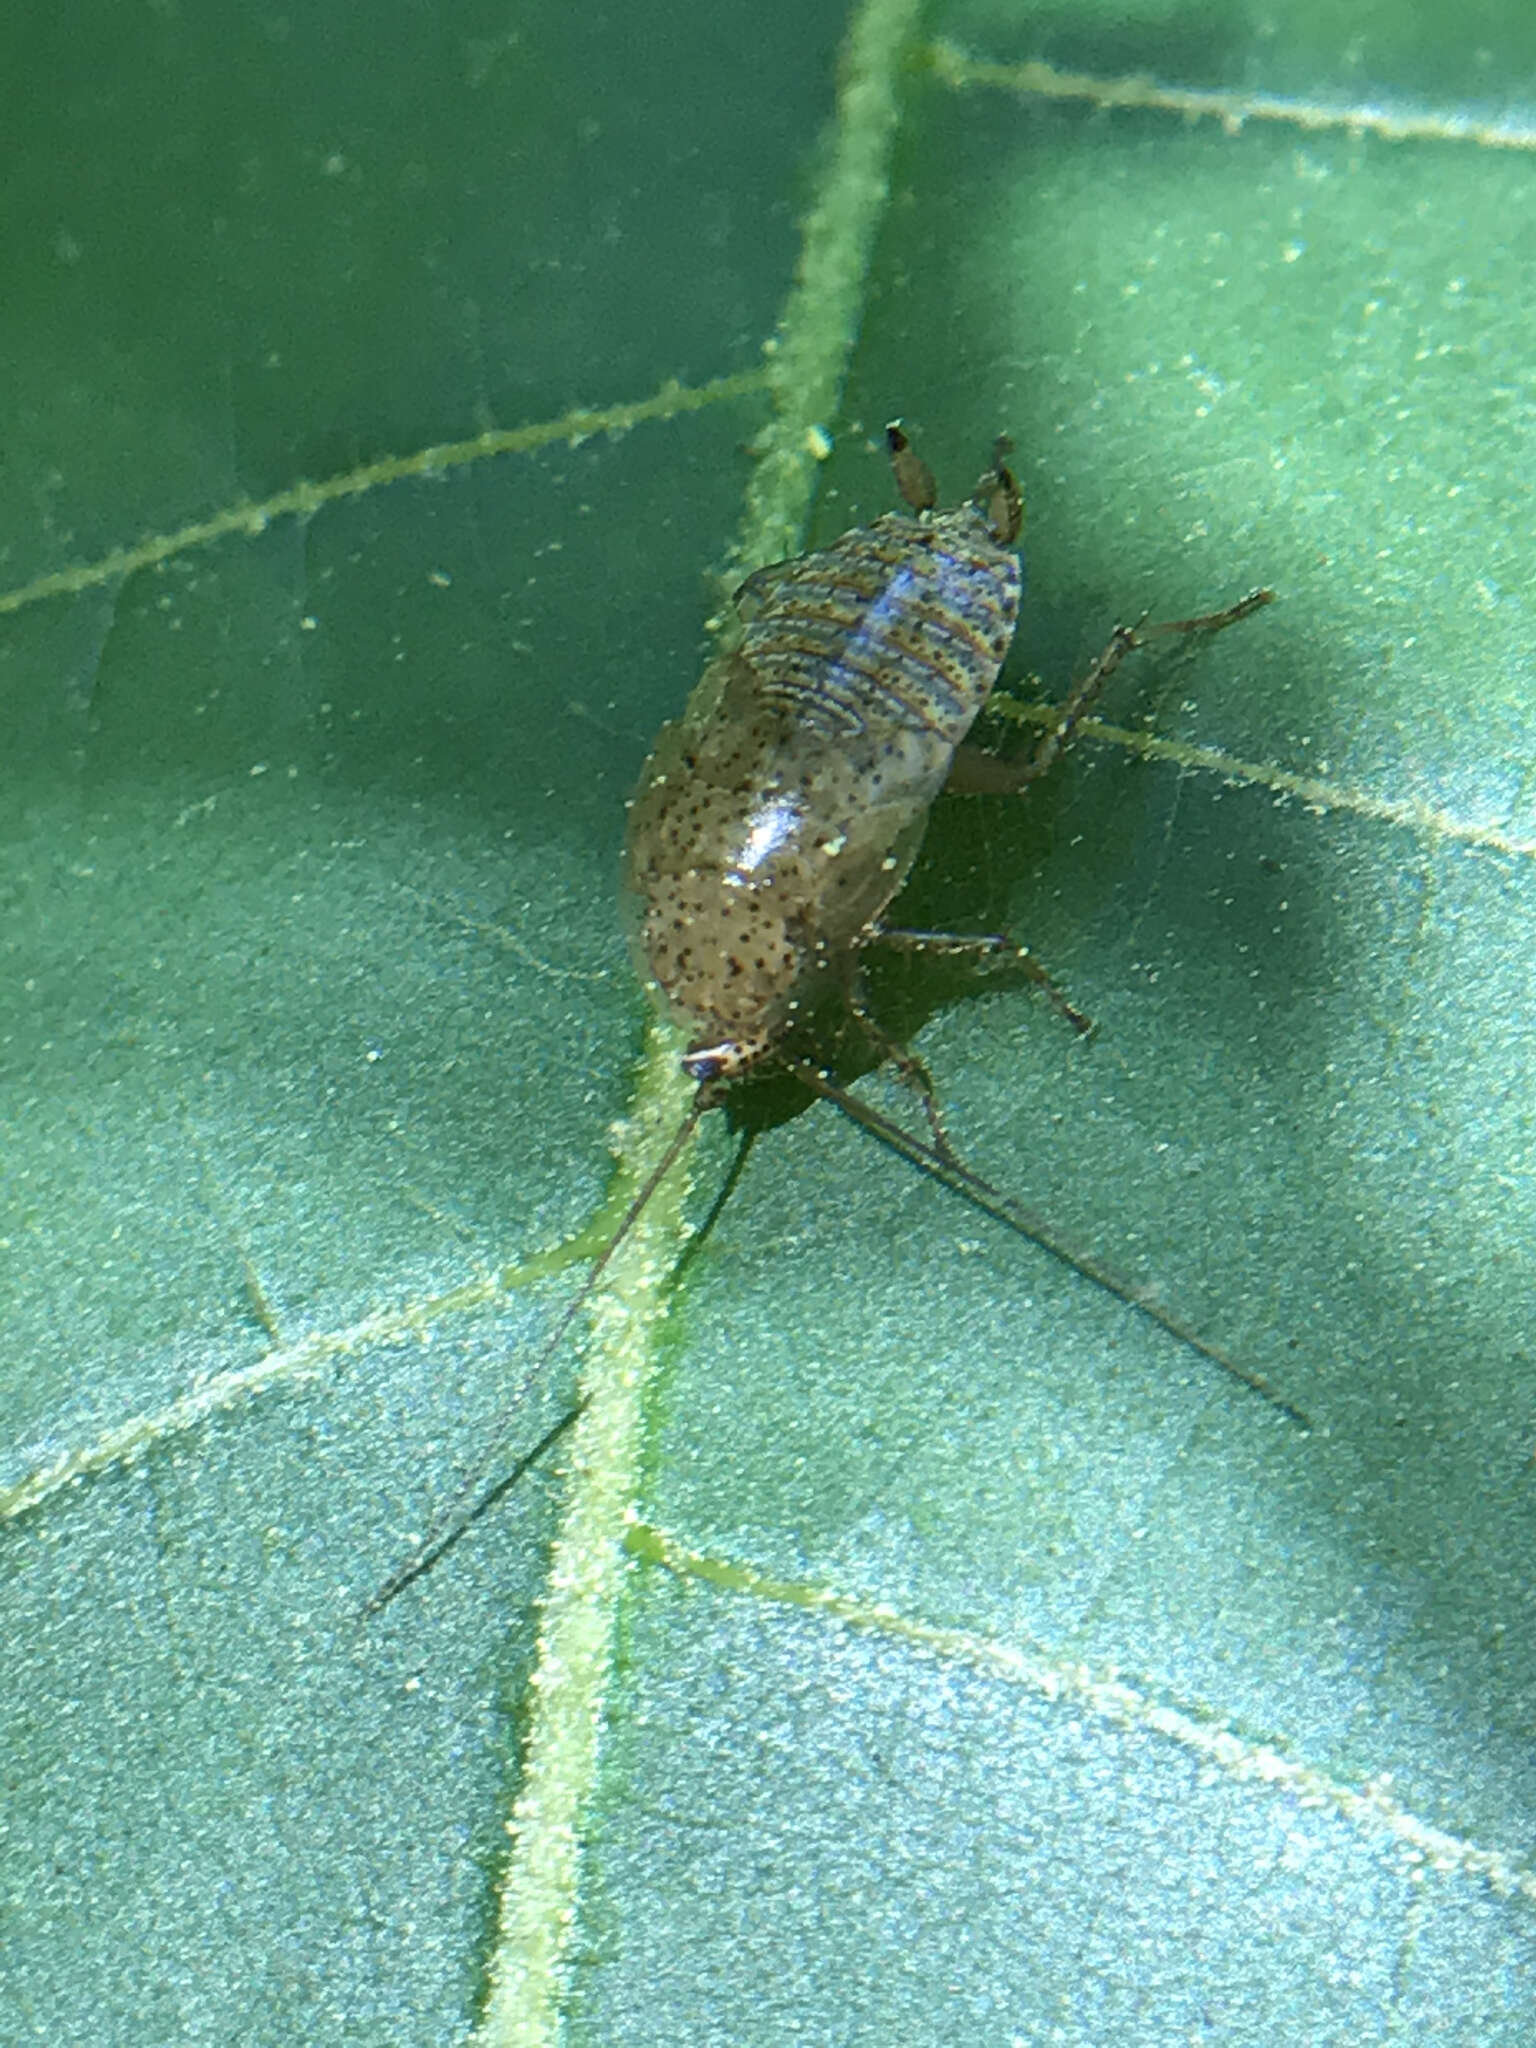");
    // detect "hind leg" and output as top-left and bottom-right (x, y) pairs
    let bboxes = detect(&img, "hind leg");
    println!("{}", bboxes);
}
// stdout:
(951, 587), (1273, 795)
